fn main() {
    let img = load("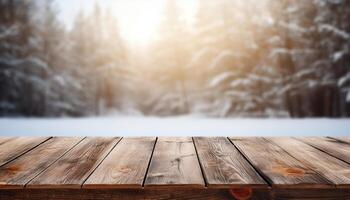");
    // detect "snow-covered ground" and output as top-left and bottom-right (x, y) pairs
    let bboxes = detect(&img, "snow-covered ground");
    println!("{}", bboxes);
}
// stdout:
(0, 116), (349, 136)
